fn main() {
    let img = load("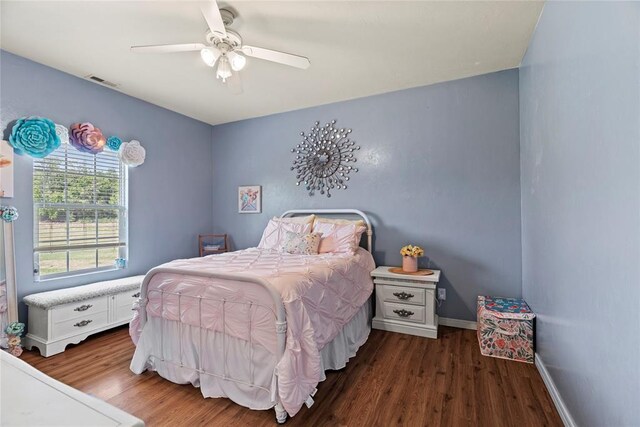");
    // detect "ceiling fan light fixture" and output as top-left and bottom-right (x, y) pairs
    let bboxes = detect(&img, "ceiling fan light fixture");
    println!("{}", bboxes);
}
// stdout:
(216, 55), (232, 82)
(131, 0), (311, 92)
(227, 50), (247, 71)
(200, 47), (219, 67)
